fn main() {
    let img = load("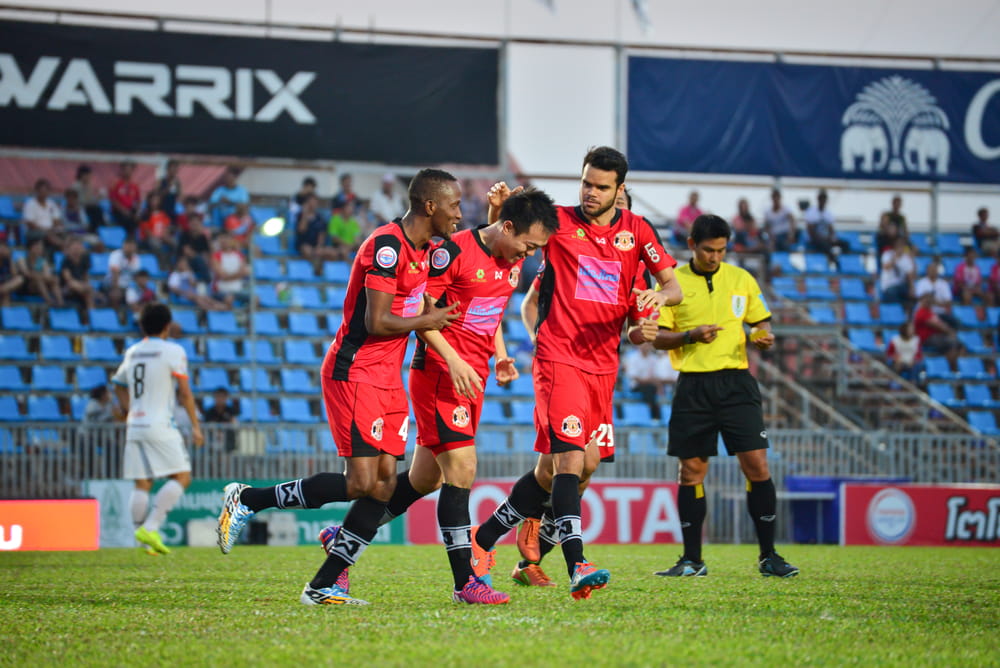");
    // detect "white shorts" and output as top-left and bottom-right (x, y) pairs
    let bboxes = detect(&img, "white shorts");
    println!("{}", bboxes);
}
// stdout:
(123, 427), (191, 480)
